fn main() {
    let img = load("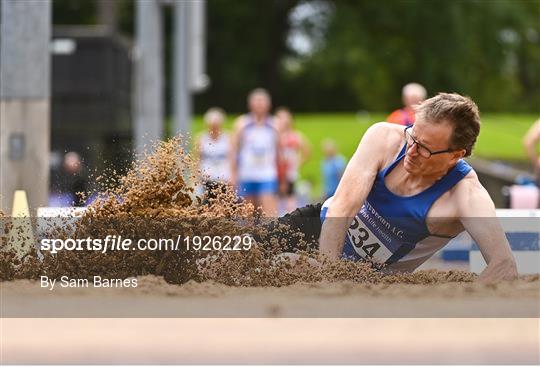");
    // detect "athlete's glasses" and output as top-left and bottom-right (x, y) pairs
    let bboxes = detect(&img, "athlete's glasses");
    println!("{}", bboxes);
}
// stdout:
(404, 126), (454, 159)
